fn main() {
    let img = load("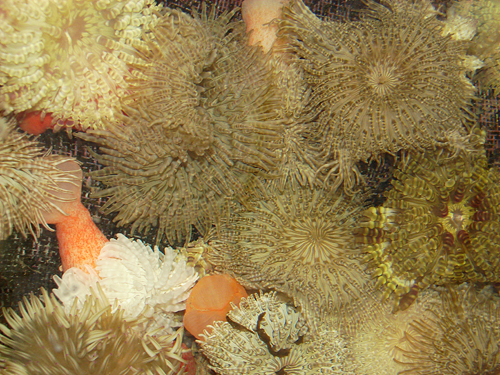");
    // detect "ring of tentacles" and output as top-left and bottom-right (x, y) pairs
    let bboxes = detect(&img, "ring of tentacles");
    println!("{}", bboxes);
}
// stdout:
(355, 148), (500, 310)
